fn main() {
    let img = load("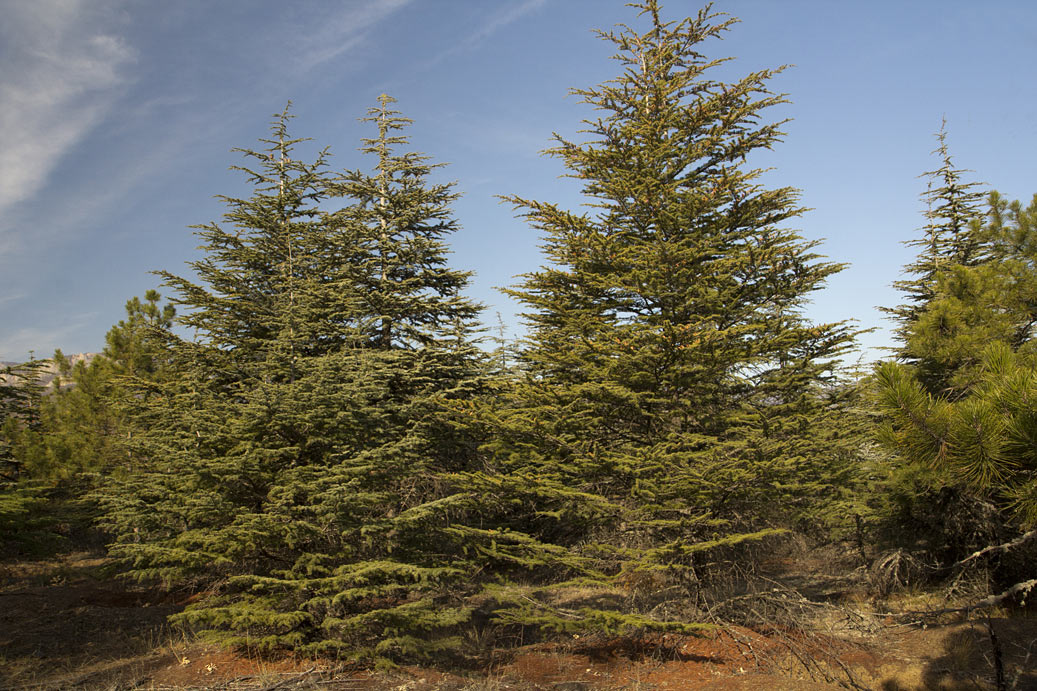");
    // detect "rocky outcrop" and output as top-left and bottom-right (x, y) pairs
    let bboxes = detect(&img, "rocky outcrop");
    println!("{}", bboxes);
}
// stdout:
(1, 353), (99, 391)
